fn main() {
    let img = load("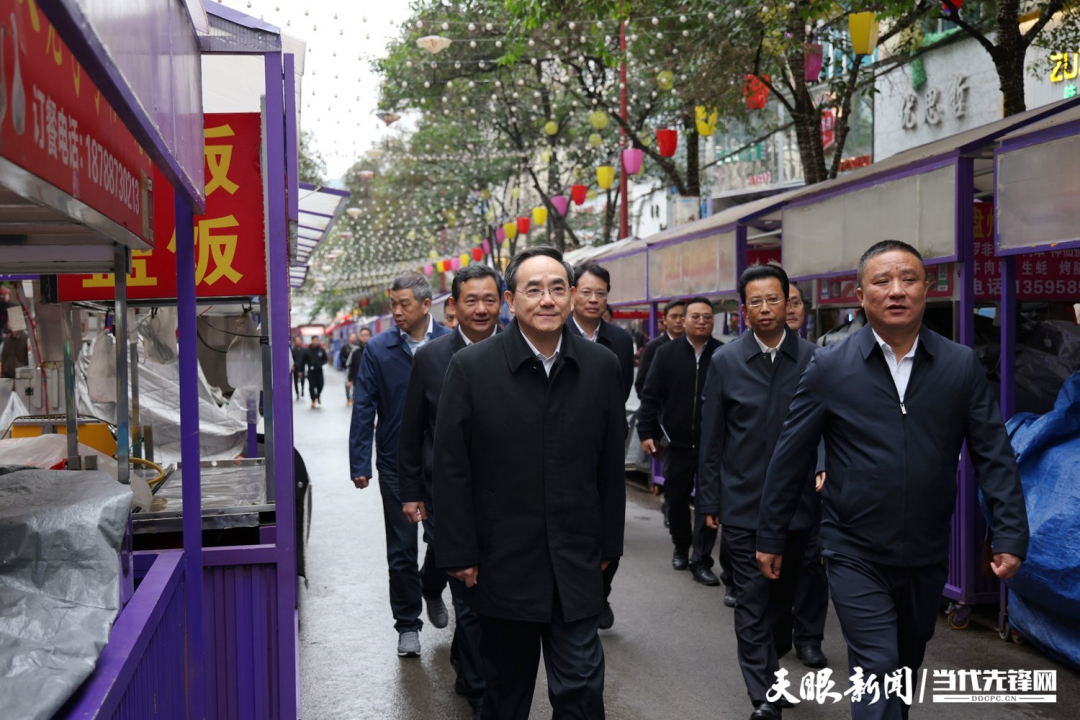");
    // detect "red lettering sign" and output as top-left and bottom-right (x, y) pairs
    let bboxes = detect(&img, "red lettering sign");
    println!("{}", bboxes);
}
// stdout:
(820, 108), (835, 150)
(973, 203), (1080, 301)
(0, 0), (153, 241)
(58, 113), (267, 301)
